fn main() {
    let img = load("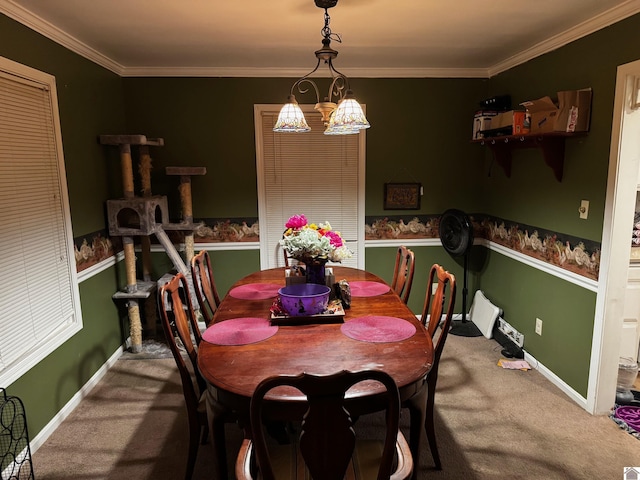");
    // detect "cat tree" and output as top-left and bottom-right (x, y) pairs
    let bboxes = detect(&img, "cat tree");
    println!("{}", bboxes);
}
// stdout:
(100, 134), (204, 353)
